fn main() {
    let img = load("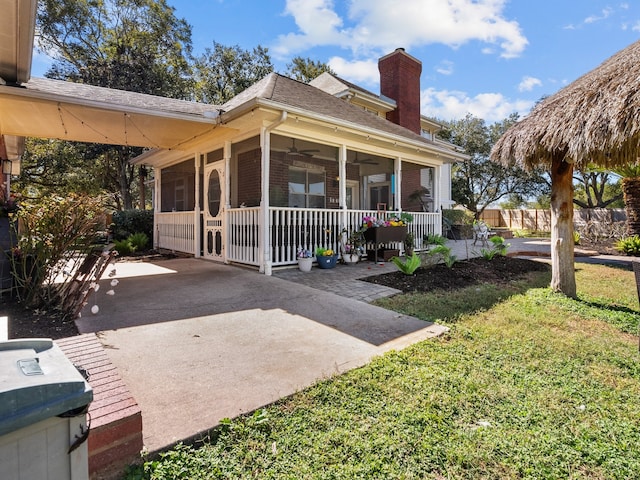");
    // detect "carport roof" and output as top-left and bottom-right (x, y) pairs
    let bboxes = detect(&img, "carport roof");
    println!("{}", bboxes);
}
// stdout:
(0, 77), (226, 149)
